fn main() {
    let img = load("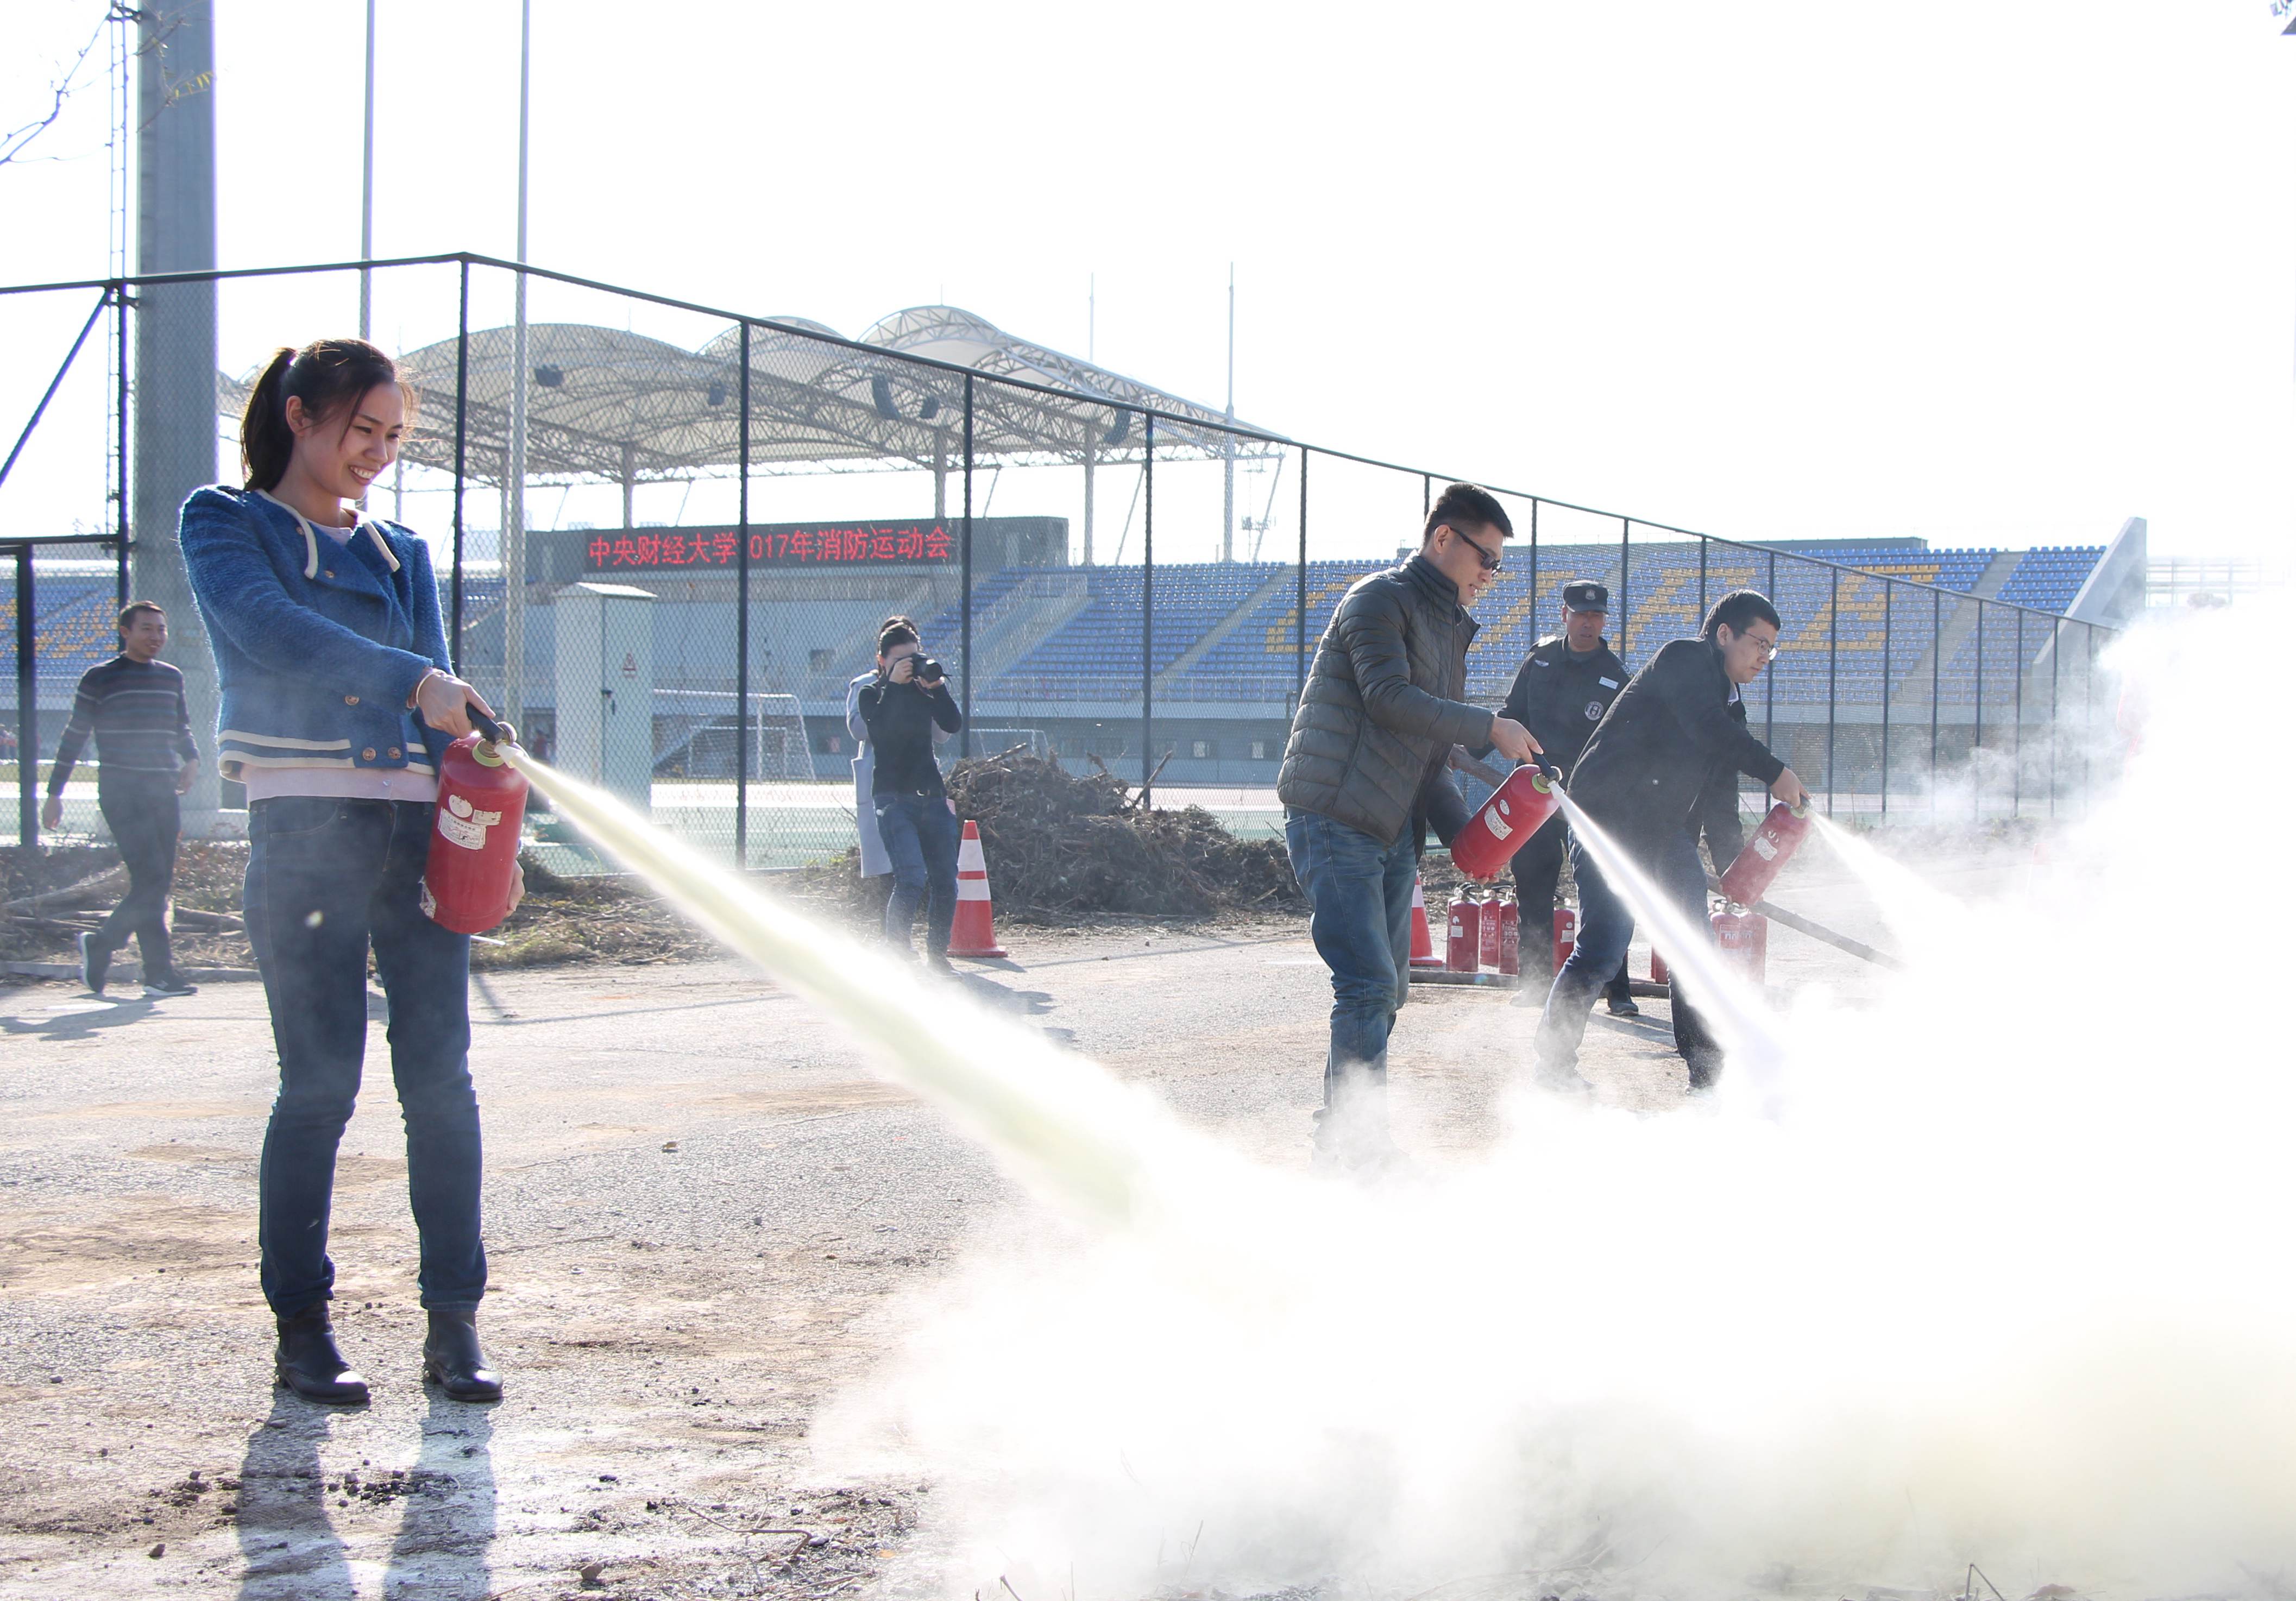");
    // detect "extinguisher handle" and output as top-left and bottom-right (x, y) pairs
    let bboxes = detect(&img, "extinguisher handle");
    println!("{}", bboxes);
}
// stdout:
(467, 704), (507, 745)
